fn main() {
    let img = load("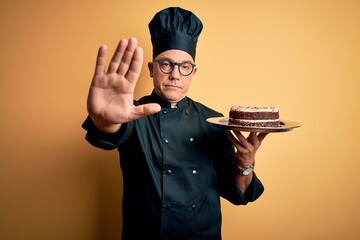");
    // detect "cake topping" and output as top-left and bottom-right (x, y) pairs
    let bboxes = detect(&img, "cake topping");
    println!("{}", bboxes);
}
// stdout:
(230, 106), (279, 112)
